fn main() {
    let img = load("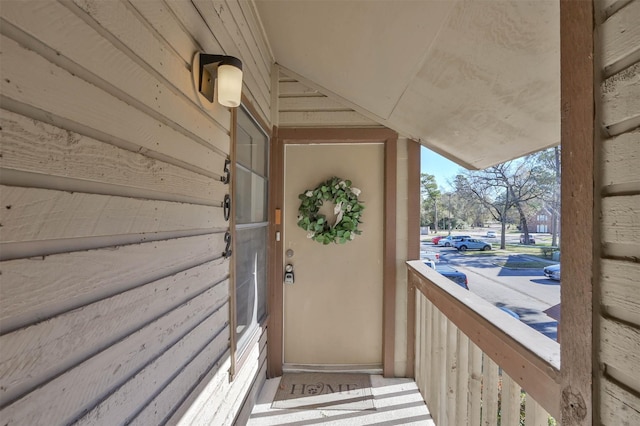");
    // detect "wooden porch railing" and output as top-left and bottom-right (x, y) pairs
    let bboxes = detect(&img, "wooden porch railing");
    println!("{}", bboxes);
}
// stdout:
(407, 260), (561, 425)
